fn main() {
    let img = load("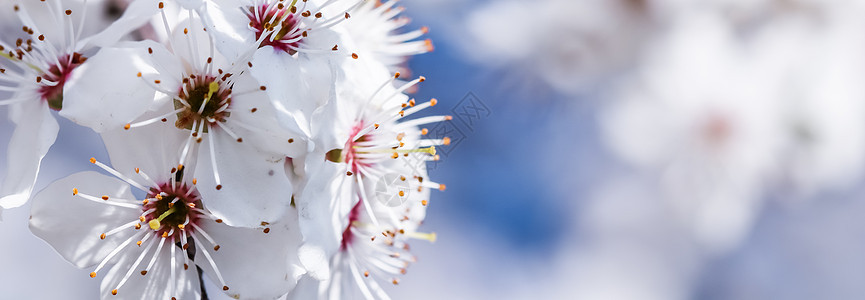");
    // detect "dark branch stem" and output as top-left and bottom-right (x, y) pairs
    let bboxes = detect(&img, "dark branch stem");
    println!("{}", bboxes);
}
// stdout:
(197, 266), (209, 300)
